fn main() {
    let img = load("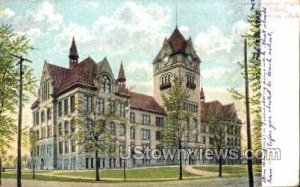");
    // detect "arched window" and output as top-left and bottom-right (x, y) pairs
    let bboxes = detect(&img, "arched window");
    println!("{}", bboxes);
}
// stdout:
(100, 75), (111, 93)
